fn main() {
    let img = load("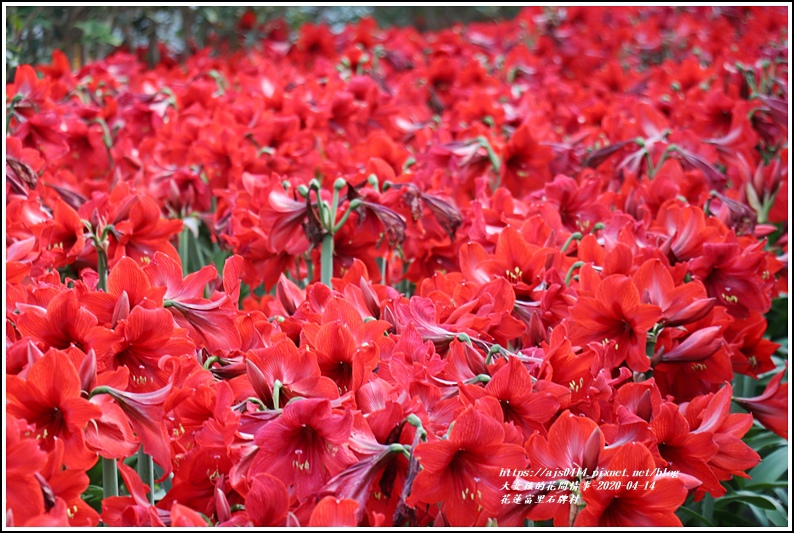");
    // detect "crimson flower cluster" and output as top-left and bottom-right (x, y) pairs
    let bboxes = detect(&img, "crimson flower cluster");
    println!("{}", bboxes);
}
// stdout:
(5, 6), (789, 527)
